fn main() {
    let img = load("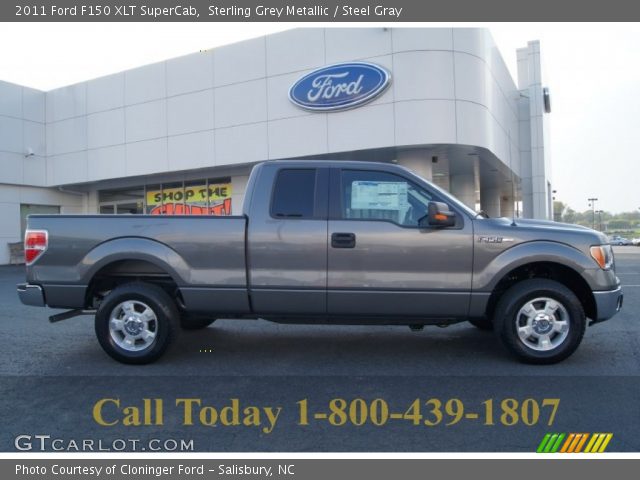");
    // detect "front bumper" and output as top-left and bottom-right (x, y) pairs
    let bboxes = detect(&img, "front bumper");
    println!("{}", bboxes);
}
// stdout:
(592, 286), (623, 324)
(17, 283), (45, 307)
